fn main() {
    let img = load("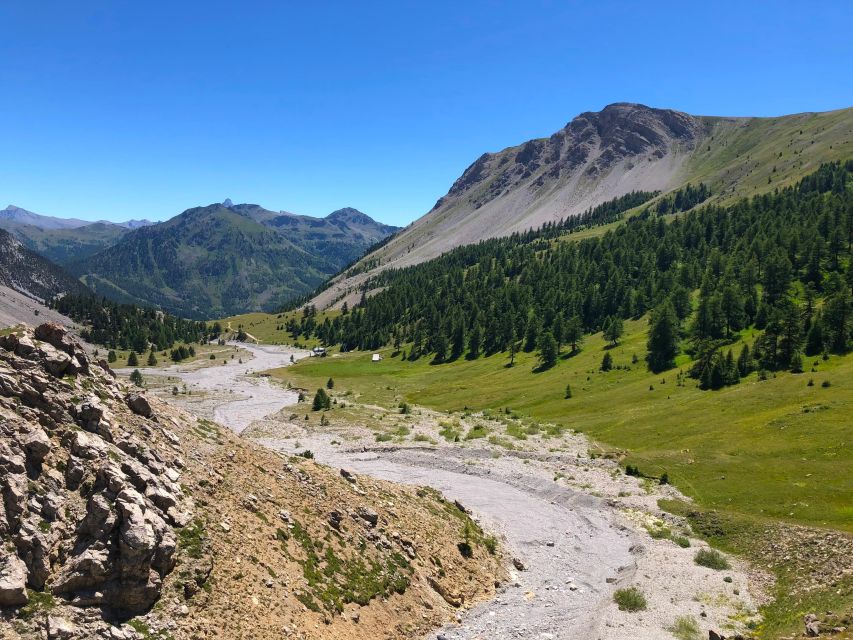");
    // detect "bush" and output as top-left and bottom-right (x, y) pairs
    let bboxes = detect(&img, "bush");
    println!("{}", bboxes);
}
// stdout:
(613, 586), (647, 611)
(821, 380), (831, 388)
(668, 615), (702, 640)
(297, 450), (314, 459)
(129, 369), (144, 386)
(564, 383), (572, 399)
(673, 535), (691, 548)
(600, 352), (613, 371)
(694, 548), (730, 570)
